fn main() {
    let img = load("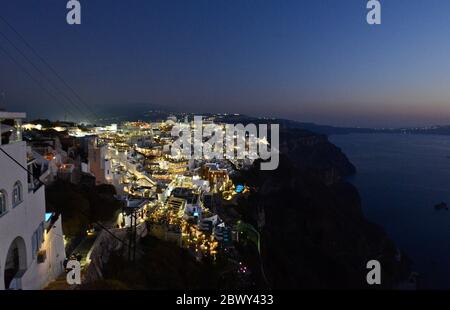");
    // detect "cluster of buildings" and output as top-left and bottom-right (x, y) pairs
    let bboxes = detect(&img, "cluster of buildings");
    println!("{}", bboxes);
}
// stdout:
(0, 111), (252, 290)
(76, 116), (249, 261)
(0, 112), (66, 290)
